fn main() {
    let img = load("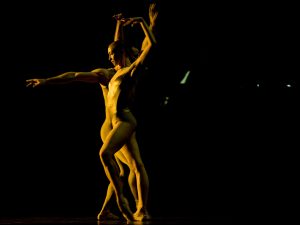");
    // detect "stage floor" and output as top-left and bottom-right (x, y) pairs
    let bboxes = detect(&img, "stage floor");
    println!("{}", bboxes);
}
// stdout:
(0, 216), (250, 225)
